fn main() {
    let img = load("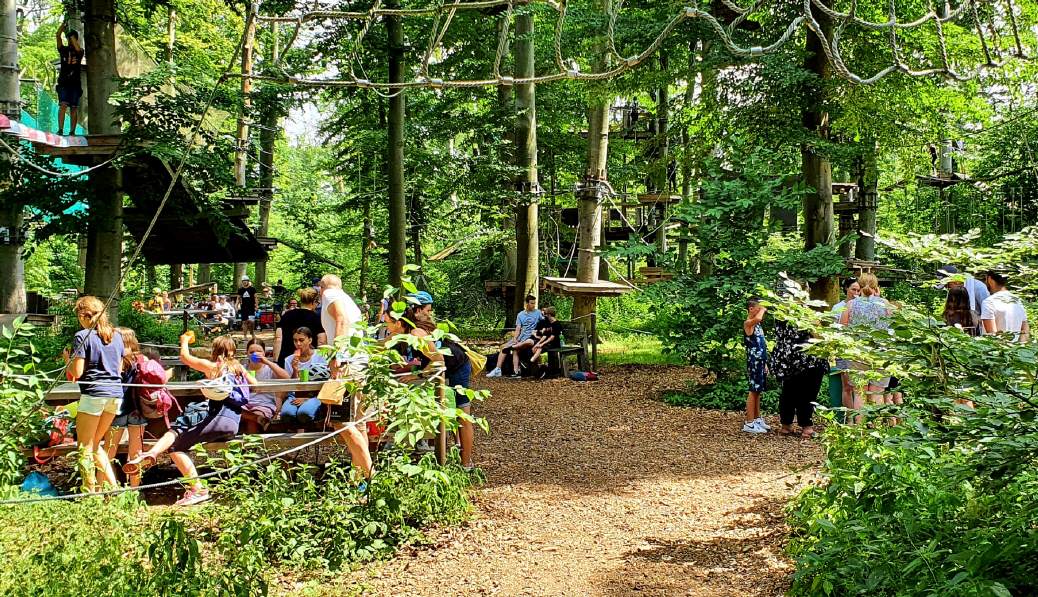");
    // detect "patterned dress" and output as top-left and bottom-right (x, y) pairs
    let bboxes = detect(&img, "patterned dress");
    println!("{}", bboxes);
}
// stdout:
(744, 323), (768, 393)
